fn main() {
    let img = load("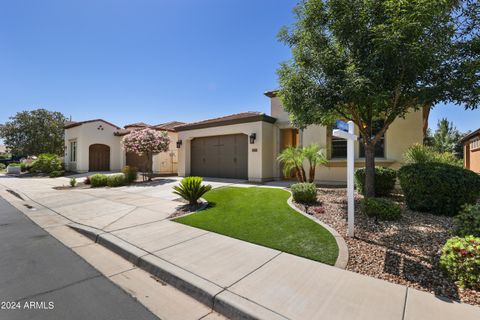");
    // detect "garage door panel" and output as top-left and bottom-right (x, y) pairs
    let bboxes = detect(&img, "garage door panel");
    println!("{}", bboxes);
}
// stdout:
(191, 134), (247, 179)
